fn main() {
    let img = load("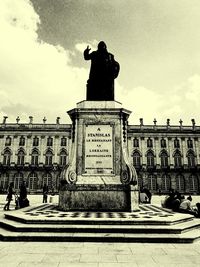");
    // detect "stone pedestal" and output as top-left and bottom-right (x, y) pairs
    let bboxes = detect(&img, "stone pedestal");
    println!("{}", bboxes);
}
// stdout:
(59, 100), (138, 211)
(59, 184), (130, 211)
